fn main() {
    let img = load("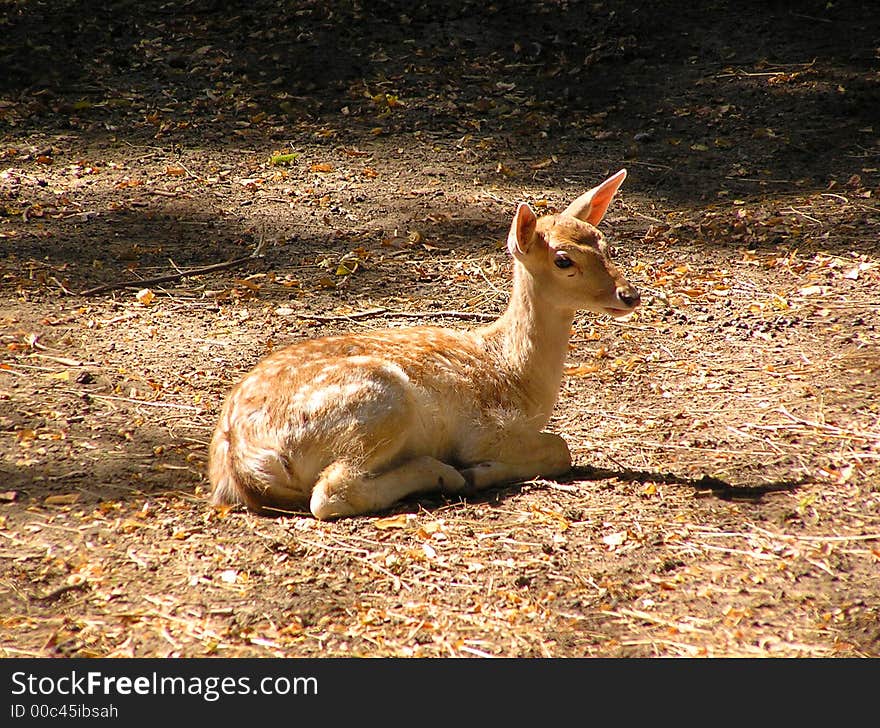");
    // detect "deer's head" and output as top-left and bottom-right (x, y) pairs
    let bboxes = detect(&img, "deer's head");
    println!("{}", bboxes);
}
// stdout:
(507, 169), (640, 317)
